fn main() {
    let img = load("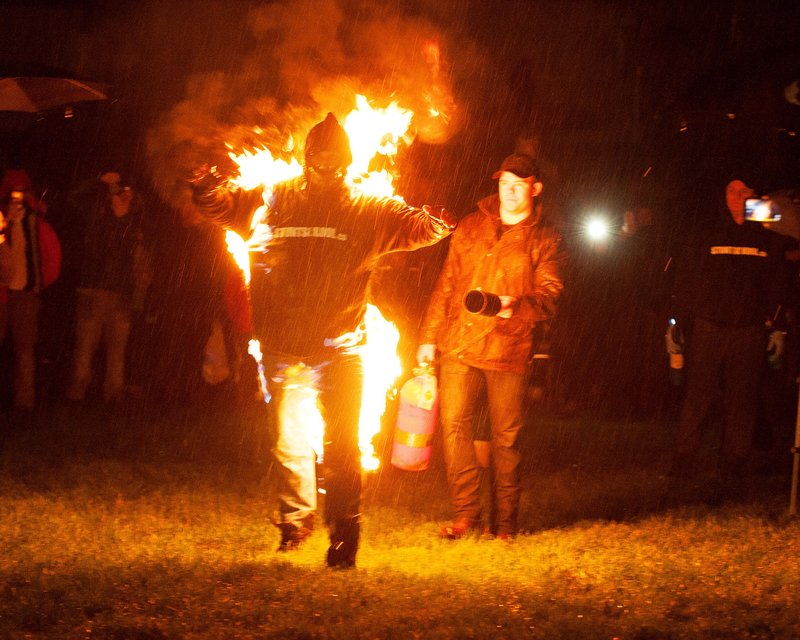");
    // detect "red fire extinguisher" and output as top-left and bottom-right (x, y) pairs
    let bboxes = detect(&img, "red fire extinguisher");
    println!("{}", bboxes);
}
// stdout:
(391, 364), (439, 471)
